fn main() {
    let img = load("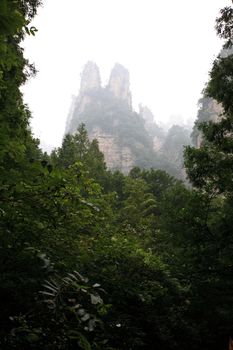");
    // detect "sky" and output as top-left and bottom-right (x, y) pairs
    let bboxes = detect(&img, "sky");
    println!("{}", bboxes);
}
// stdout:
(22, 0), (229, 150)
